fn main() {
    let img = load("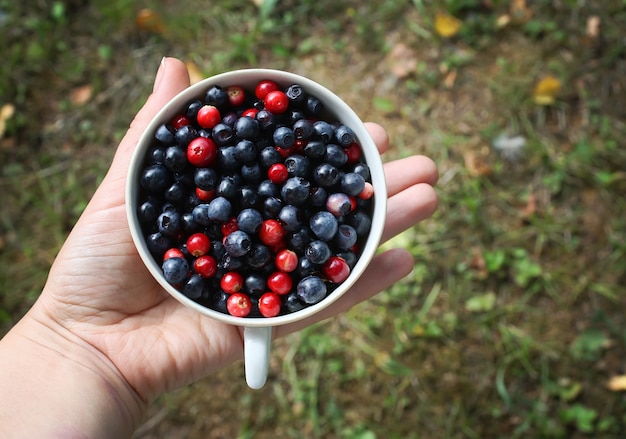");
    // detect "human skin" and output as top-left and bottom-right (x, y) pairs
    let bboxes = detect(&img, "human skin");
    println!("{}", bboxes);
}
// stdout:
(0, 57), (438, 438)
